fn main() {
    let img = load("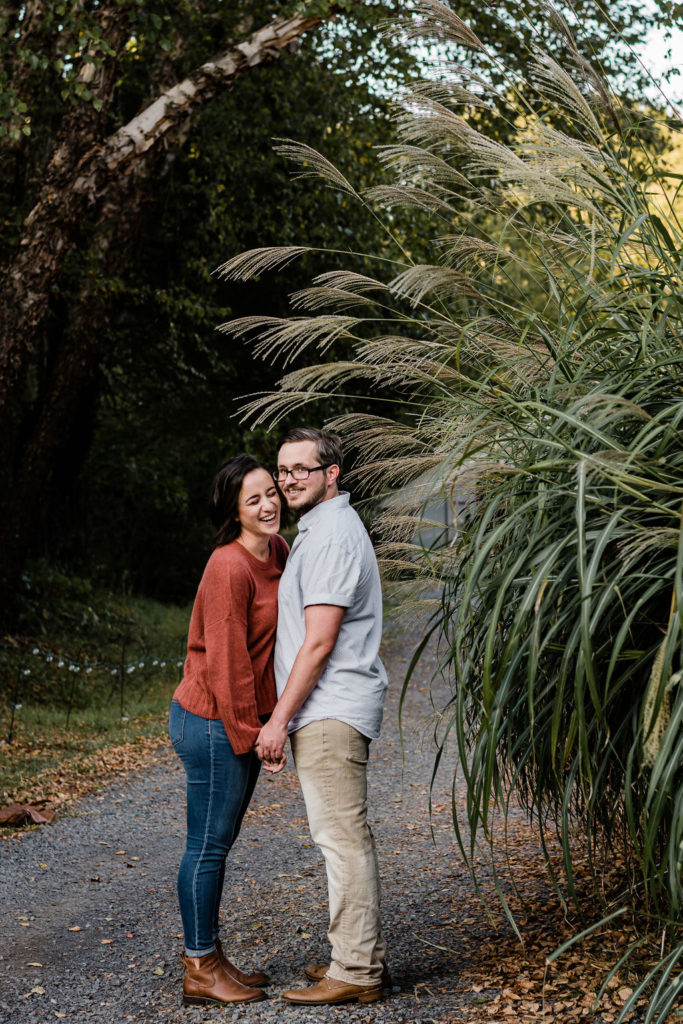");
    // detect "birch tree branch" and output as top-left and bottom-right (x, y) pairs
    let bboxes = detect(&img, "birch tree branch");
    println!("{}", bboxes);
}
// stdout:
(87, 14), (322, 185)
